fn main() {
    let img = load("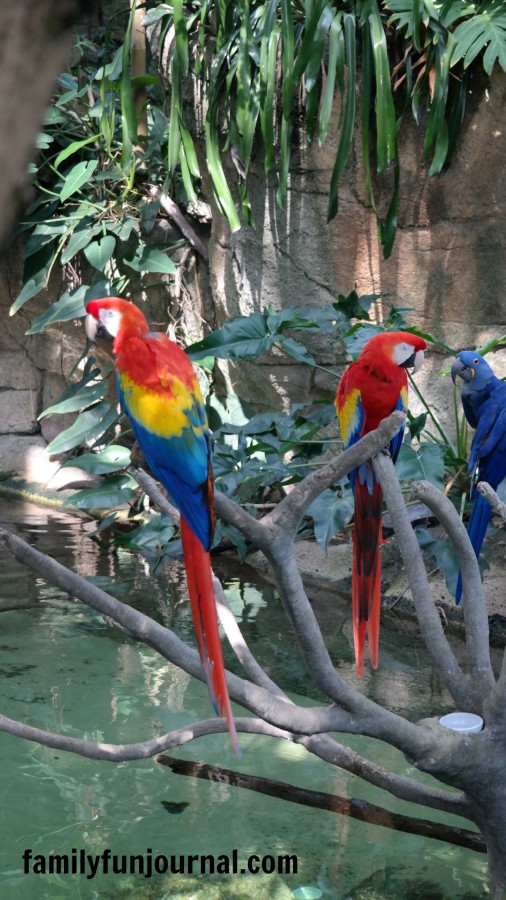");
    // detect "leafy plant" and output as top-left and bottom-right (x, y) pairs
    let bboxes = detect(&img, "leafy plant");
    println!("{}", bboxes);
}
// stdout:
(14, 10), (181, 330)
(145, 0), (506, 258)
